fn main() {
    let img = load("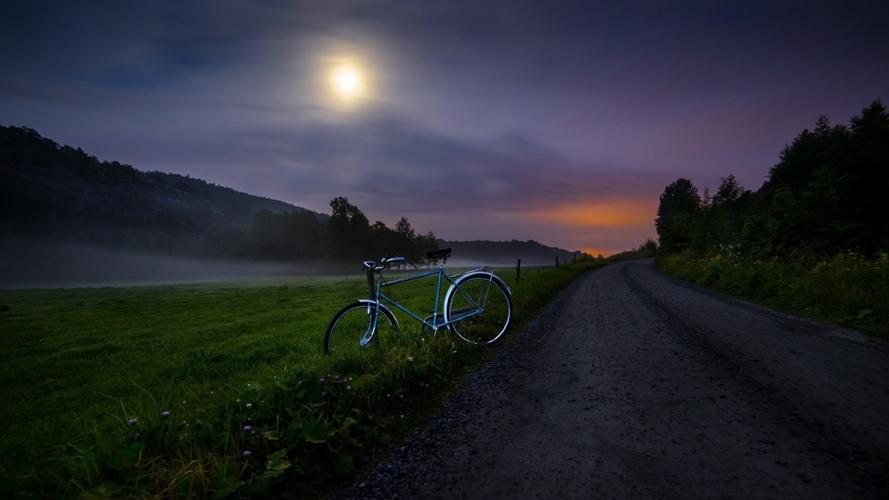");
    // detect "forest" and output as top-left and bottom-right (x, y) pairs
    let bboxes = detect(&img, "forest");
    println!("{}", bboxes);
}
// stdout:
(655, 100), (889, 333)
